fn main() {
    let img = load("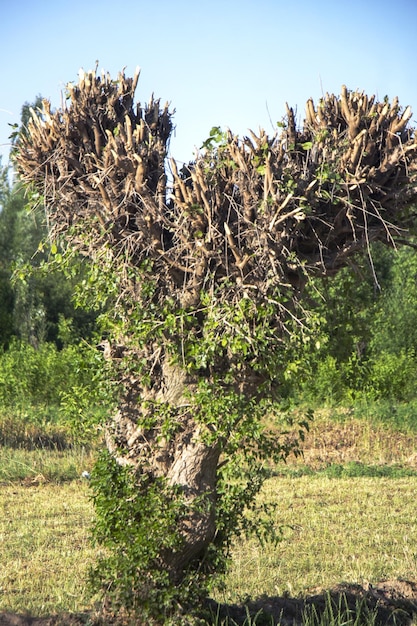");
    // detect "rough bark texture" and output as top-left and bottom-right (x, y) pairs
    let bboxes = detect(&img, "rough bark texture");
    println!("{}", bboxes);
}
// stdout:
(103, 355), (221, 578)
(14, 67), (417, 586)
